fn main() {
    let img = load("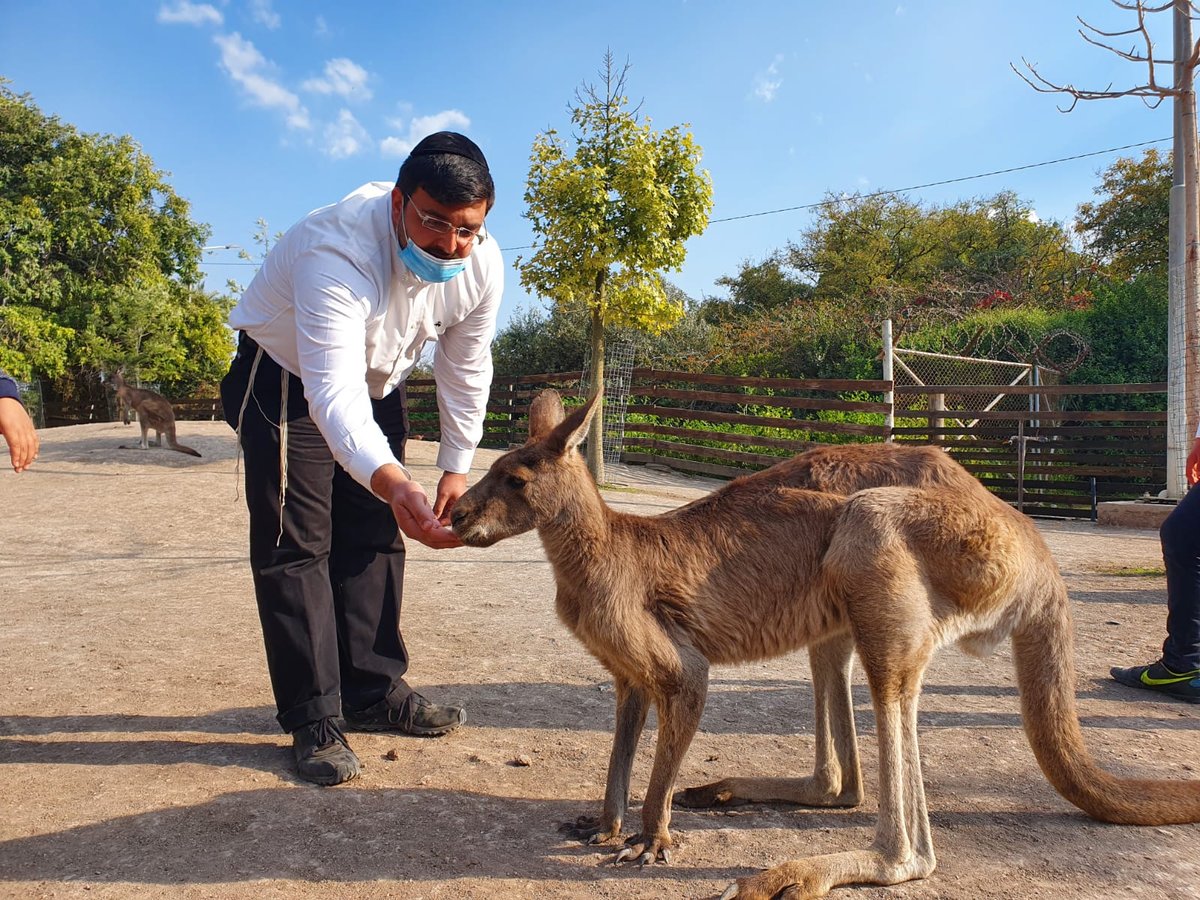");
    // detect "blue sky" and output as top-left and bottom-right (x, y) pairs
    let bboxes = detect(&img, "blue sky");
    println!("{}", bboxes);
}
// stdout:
(0, 1), (1176, 331)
